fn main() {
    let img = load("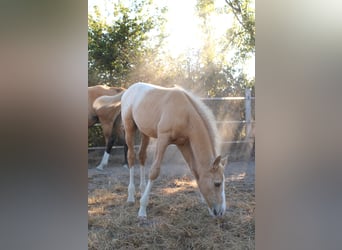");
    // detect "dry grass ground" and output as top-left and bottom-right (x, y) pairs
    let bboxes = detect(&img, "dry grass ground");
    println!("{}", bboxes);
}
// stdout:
(88, 154), (255, 250)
